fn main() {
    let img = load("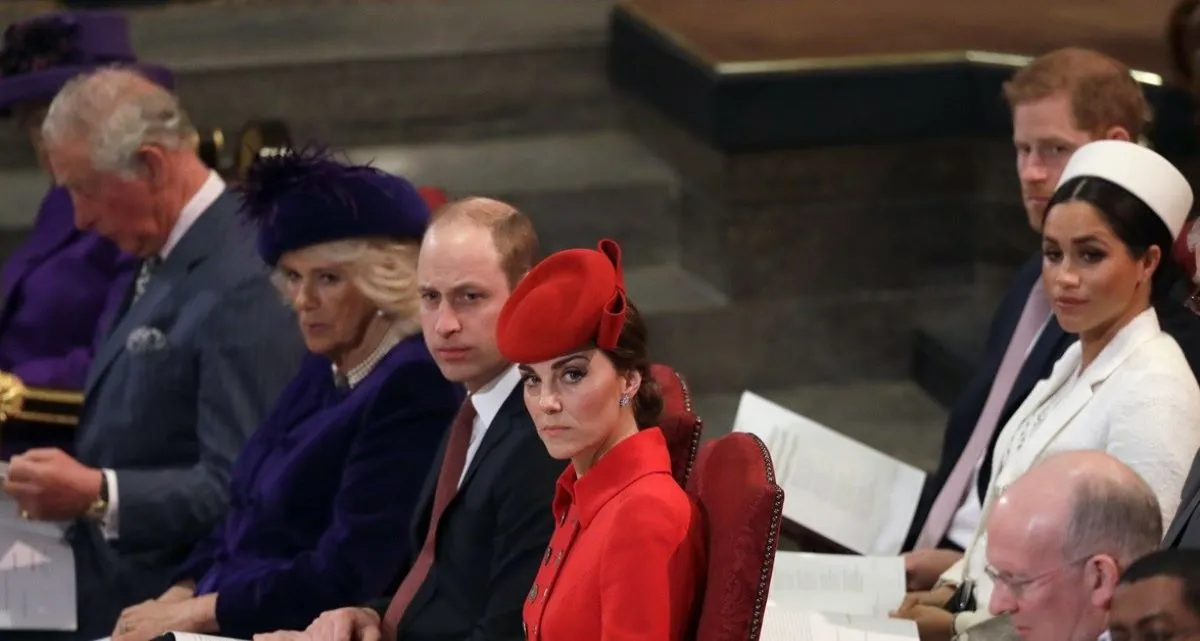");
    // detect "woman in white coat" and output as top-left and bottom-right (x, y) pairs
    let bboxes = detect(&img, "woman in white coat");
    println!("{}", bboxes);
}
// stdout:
(936, 140), (1200, 637)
